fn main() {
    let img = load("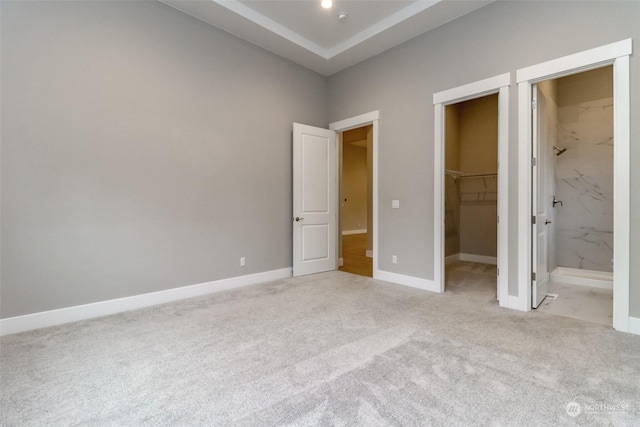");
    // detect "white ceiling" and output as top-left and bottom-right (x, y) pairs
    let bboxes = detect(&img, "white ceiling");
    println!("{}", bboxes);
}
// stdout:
(160, 0), (494, 76)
